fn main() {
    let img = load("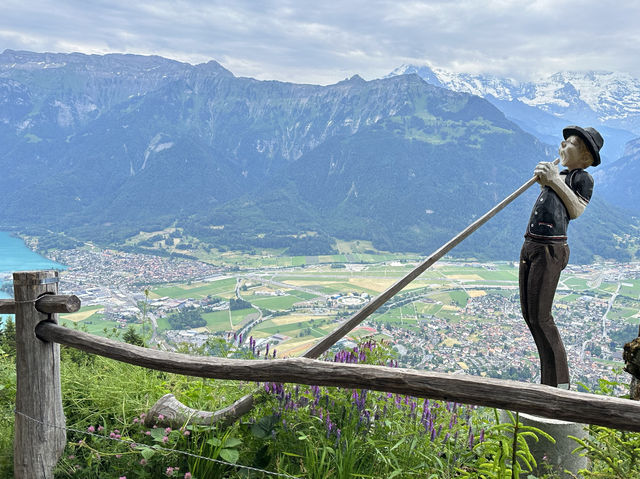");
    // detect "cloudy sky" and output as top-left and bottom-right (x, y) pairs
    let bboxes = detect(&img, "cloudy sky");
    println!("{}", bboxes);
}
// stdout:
(1, 0), (638, 85)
